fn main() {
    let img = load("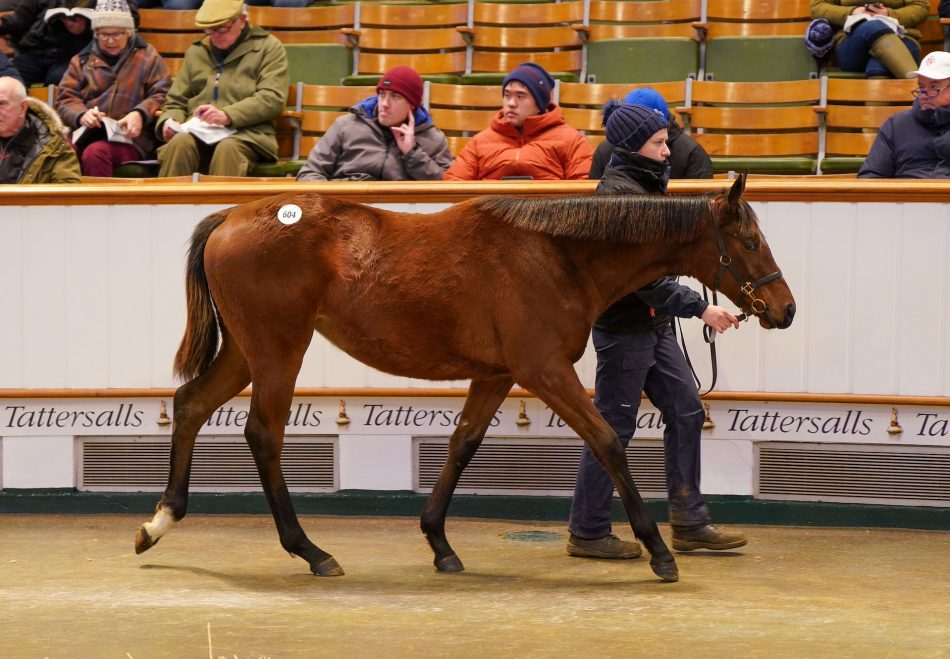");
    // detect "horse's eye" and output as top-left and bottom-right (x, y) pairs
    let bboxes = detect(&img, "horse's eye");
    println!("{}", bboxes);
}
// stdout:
(742, 238), (759, 251)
